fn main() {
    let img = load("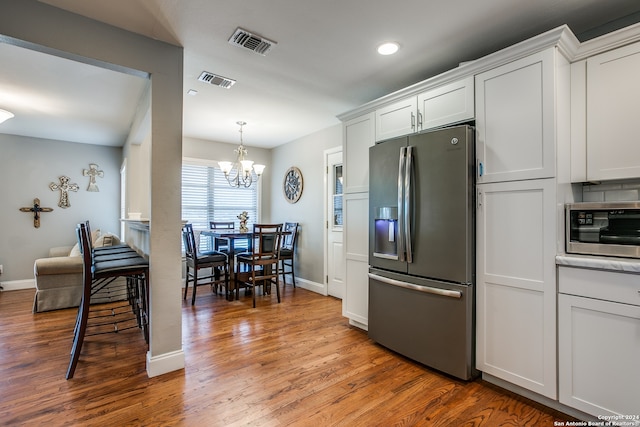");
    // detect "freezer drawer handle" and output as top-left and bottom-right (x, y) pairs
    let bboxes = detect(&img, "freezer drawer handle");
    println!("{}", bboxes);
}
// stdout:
(368, 273), (462, 299)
